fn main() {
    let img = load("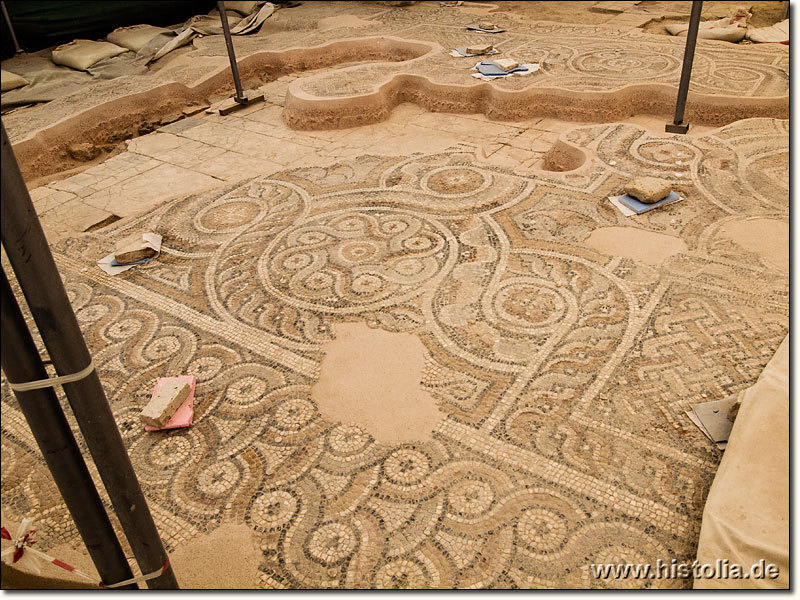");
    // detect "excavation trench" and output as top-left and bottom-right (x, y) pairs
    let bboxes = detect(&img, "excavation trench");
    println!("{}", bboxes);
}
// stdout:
(6, 36), (788, 182)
